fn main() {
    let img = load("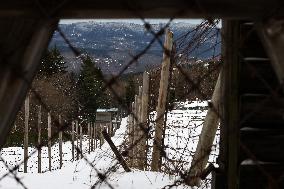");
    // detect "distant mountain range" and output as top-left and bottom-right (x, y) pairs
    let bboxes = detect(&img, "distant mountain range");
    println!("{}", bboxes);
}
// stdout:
(49, 21), (221, 75)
